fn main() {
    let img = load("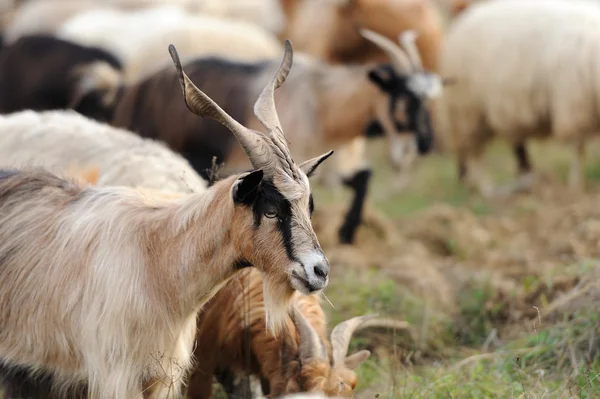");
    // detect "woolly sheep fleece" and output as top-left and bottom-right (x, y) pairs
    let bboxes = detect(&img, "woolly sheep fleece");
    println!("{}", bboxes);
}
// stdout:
(56, 4), (283, 82)
(0, 110), (207, 193)
(436, 0), (600, 155)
